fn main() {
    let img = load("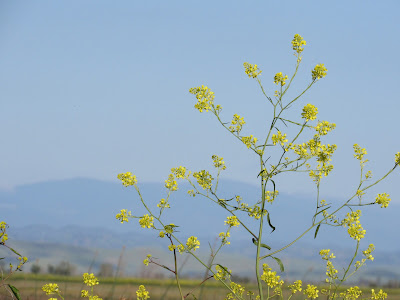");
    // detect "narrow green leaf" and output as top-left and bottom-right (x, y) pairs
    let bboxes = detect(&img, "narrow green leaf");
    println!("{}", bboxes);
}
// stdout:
(8, 285), (21, 300)
(314, 224), (321, 239)
(267, 212), (275, 232)
(314, 206), (331, 217)
(271, 256), (284, 272)
(251, 238), (271, 250)
(9, 248), (21, 257)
